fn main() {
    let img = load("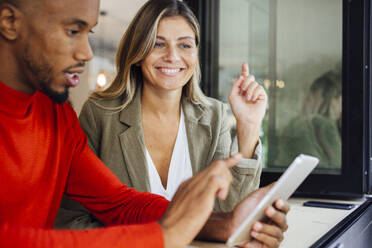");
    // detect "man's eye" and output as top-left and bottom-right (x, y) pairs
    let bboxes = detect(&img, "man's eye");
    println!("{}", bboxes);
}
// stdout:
(67, 29), (79, 36)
